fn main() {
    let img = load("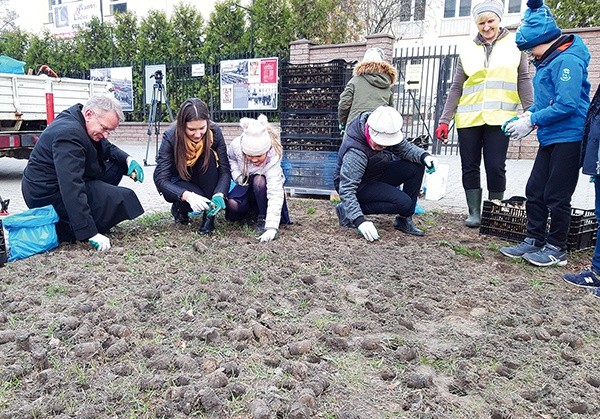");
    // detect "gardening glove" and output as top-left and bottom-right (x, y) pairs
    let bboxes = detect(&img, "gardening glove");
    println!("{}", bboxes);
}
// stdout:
(235, 174), (249, 186)
(126, 157), (145, 182)
(423, 155), (436, 174)
(505, 113), (534, 141)
(339, 123), (345, 136)
(501, 116), (519, 136)
(357, 221), (379, 242)
(435, 123), (448, 142)
(187, 192), (211, 213)
(89, 233), (110, 252)
(258, 228), (277, 243)
(207, 193), (226, 216)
